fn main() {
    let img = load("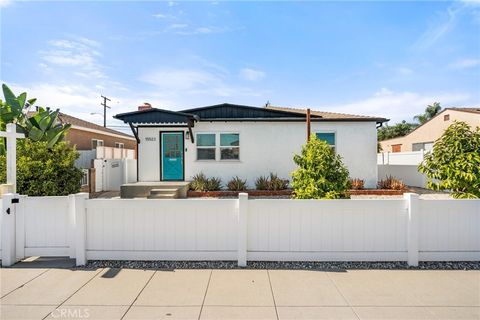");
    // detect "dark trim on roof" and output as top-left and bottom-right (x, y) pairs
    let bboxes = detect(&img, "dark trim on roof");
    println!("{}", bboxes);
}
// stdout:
(115, 107), (196, 119)
(181, 103), (324, 120)
(114, 103), (387, 124)
(114, 108), (199, 125)
(181, 103), (322, 119)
